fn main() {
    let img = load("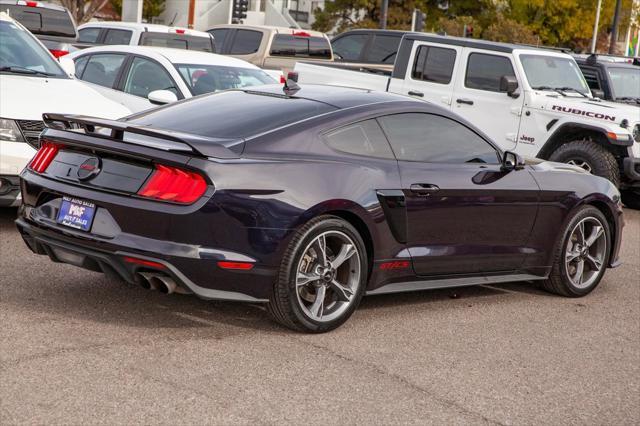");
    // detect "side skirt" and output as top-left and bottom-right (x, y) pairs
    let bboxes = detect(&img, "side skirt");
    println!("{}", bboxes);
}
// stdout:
(365, 273), (547, 296)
